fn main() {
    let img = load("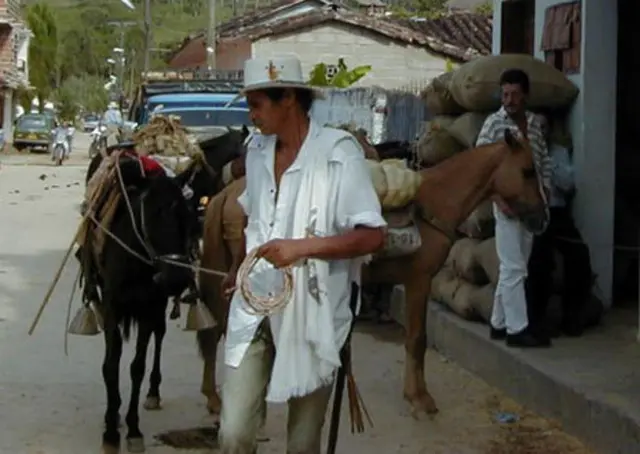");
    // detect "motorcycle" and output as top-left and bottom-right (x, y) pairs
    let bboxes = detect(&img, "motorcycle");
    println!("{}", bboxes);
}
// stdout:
(89, 125), (108, 158)
(52, 131), (68, 166)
